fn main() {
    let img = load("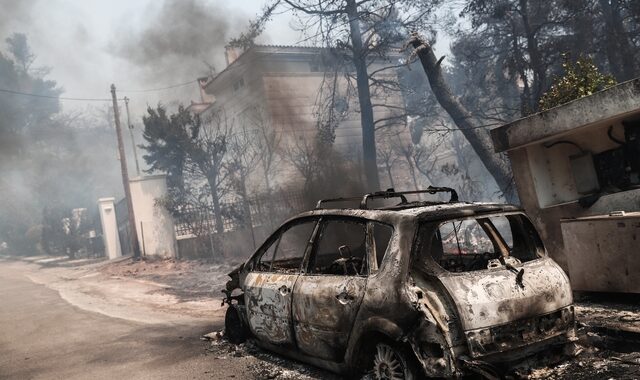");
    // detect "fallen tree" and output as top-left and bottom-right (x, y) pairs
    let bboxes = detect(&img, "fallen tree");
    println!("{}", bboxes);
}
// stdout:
(407, 32), (518, 203)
